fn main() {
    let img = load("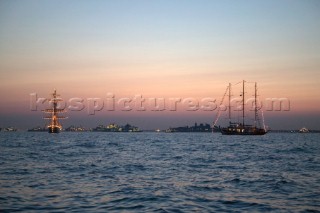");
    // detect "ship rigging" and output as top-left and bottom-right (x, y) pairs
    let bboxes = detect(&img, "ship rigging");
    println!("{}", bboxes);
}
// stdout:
(43, 89), (67, 133)
(213, 80), (267, 135)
